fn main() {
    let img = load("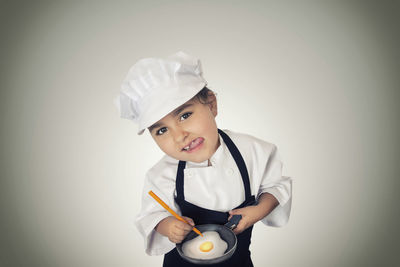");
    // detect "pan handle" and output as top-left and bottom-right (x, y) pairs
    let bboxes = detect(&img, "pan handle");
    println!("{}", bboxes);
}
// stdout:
(225, 214), (242, 230)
